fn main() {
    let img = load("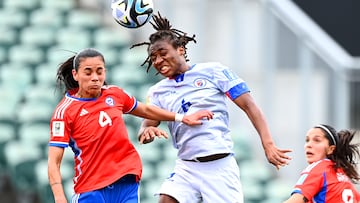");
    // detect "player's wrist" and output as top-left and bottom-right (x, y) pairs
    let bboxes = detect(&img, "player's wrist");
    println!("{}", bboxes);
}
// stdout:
(175, 113), (184, 122)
